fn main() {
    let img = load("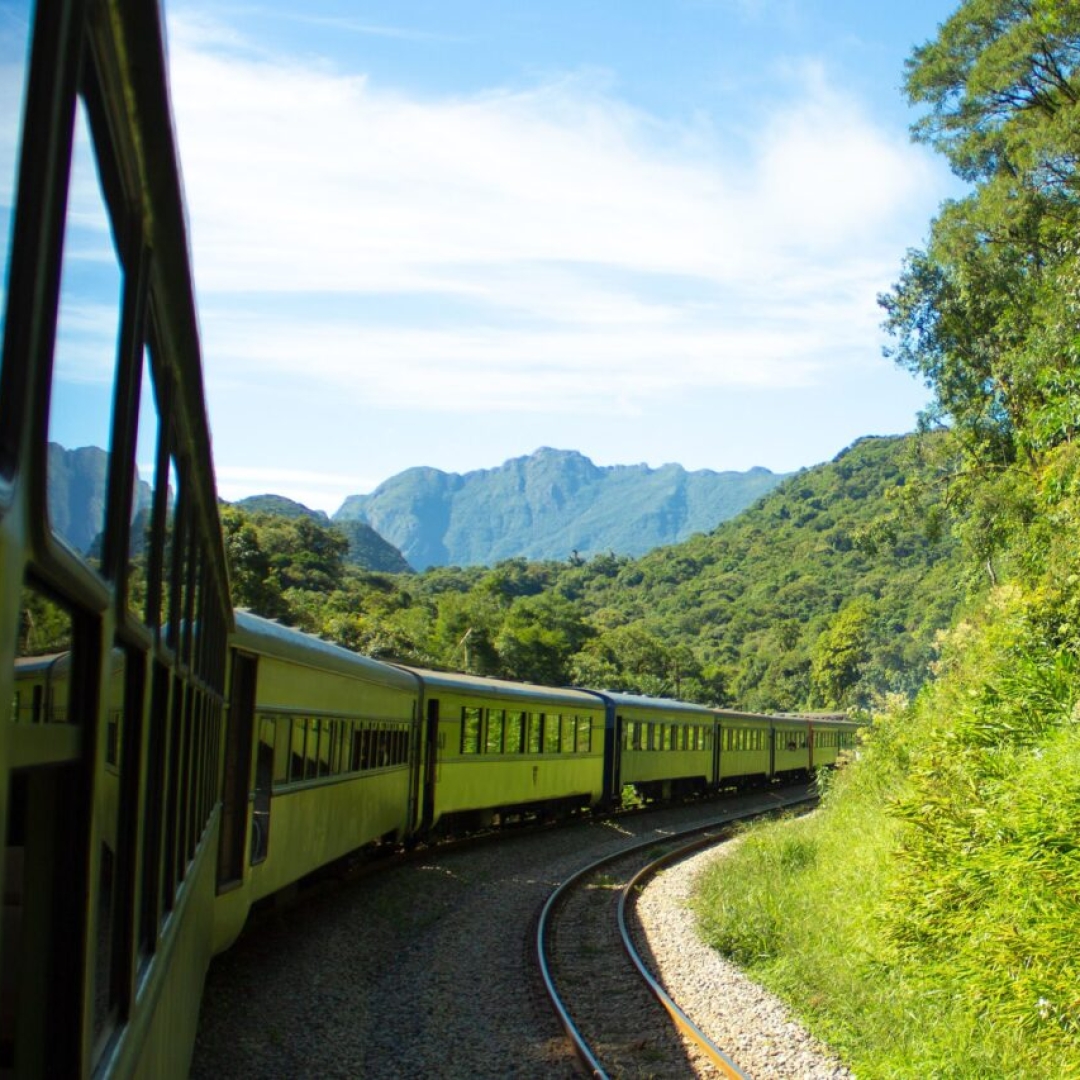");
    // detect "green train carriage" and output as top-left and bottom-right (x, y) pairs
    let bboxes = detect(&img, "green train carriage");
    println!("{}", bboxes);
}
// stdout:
(585, 691), (718, 804)
(401, 668), (607, 834)
(714, 710), (774, 788)
(1, 1), (233, 1075)
(212, 612), (421, 953)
